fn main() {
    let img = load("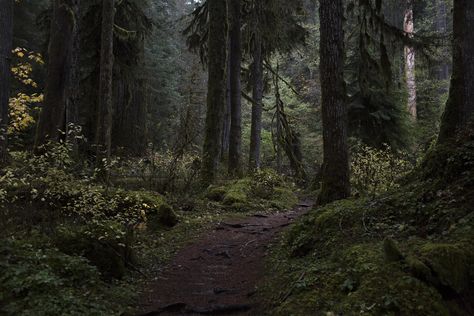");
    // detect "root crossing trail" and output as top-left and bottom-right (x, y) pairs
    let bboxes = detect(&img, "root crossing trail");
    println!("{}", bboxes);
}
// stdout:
(138, 200), (313, 316)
